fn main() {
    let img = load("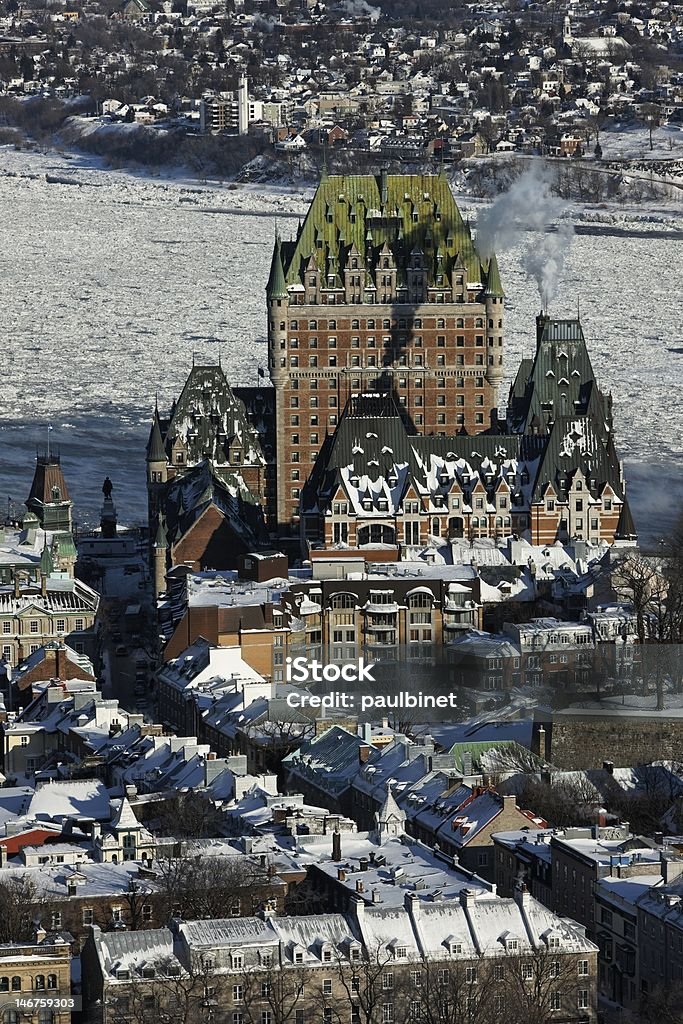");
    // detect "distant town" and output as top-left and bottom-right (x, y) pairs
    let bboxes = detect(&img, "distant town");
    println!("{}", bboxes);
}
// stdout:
(0, 0), (681, 185)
